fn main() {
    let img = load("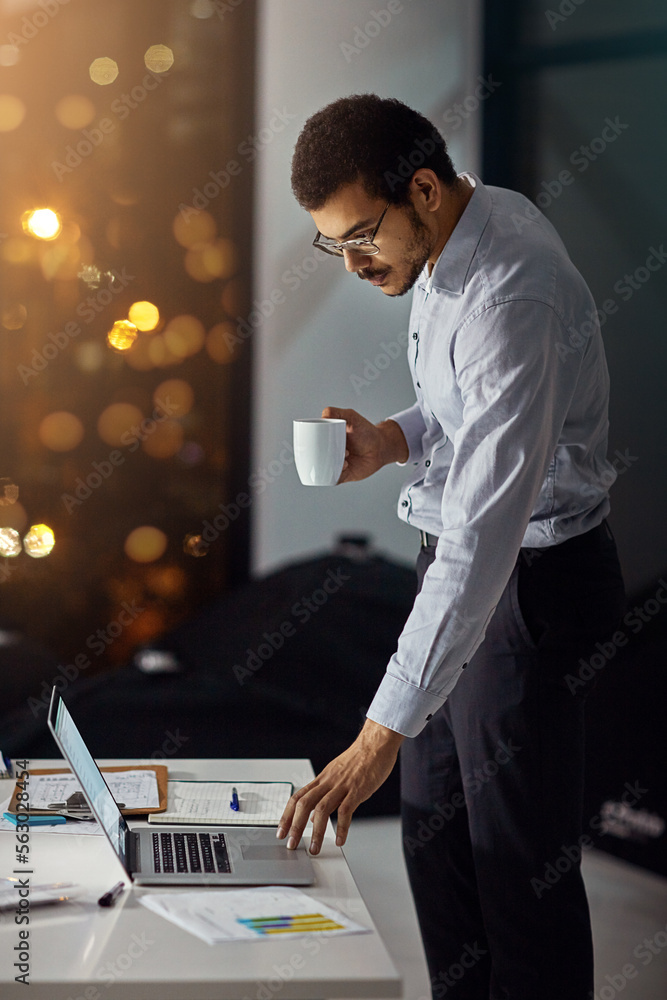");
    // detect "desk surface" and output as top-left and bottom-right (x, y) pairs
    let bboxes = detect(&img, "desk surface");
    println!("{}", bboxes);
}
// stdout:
(0, 758), (402, 999)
